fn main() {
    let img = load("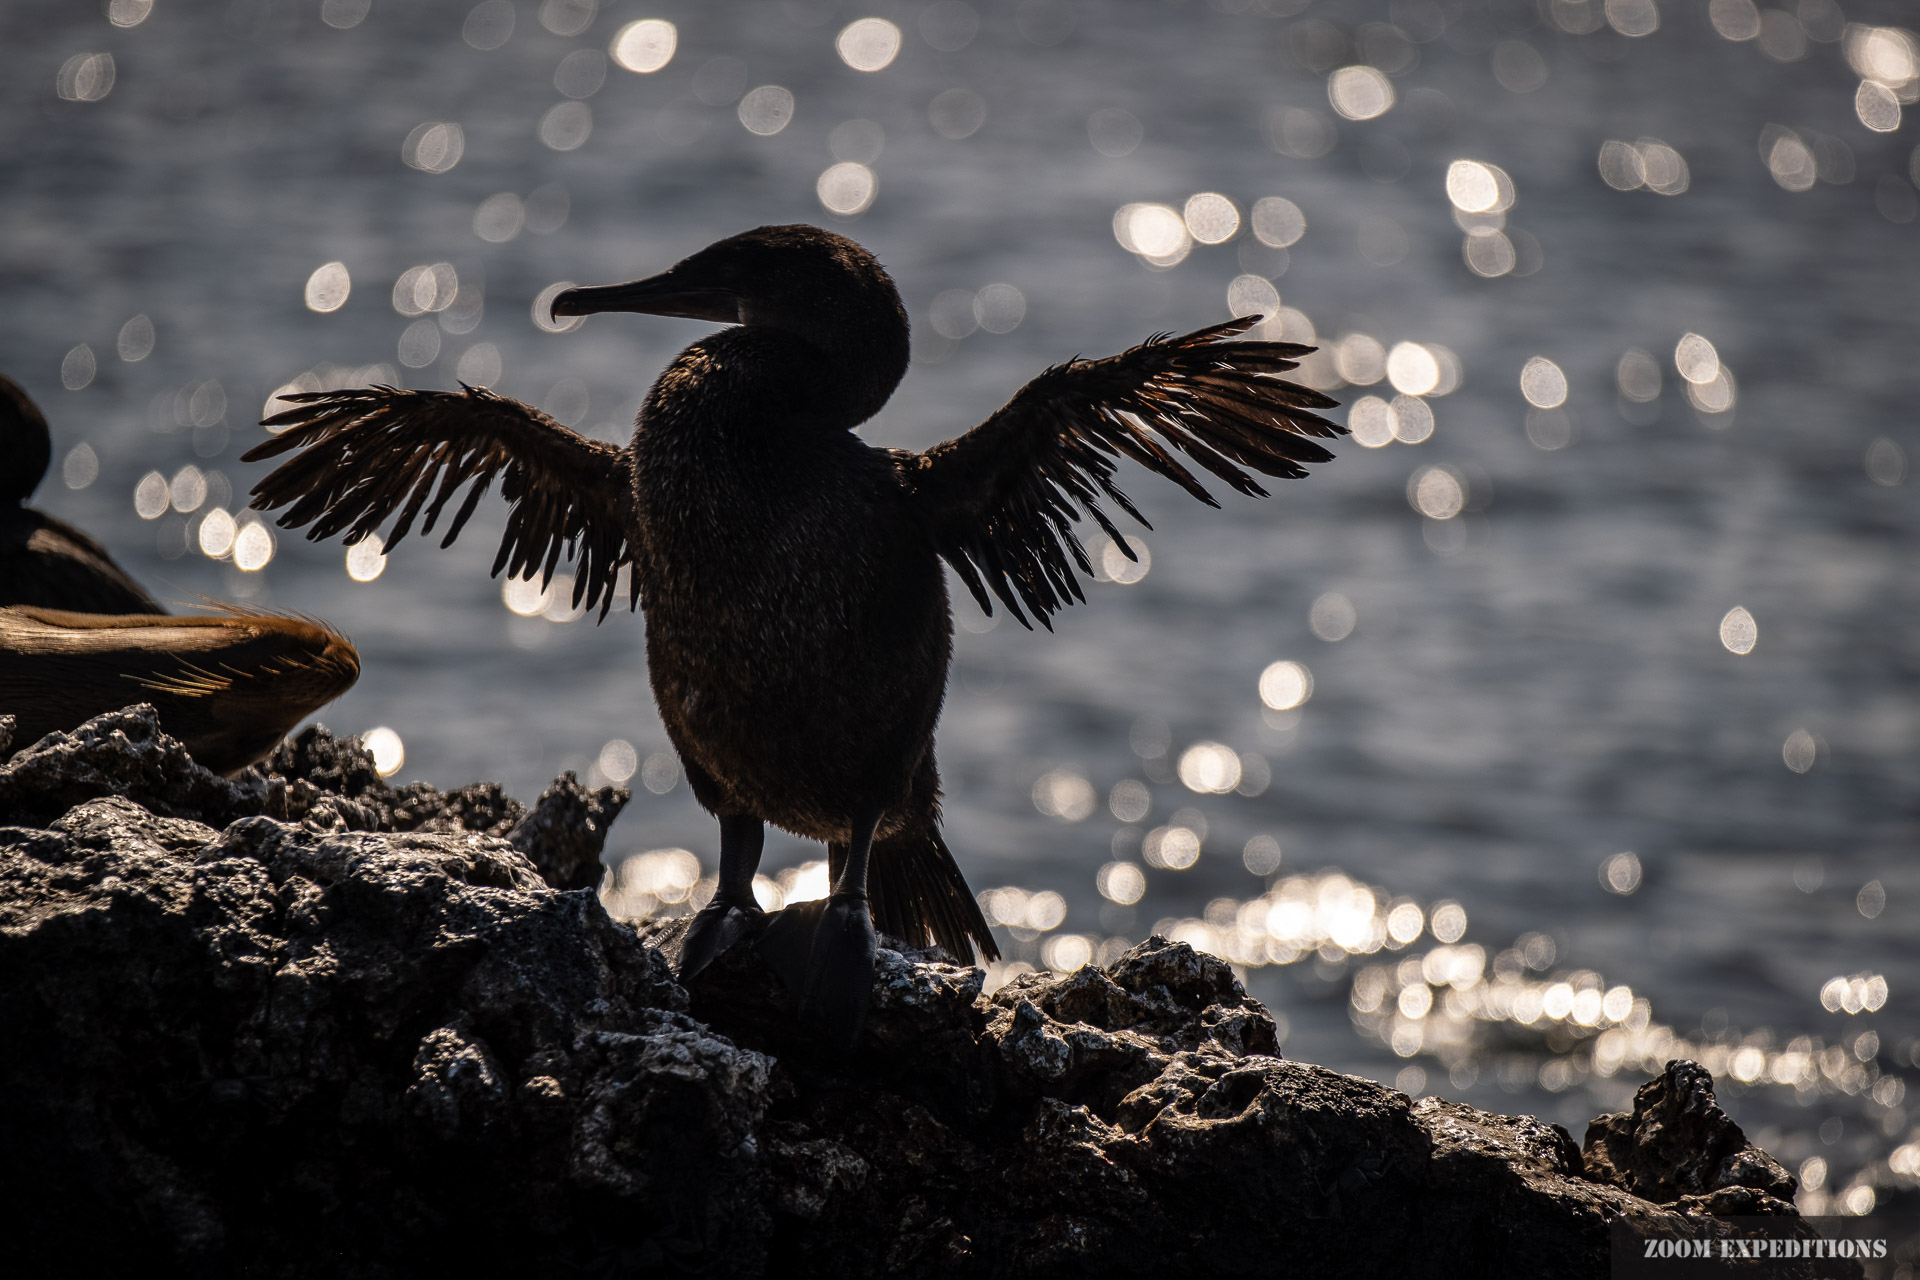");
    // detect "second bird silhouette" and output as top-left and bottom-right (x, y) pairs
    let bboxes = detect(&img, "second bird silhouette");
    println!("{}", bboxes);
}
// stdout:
(246, 224), (1344, 1049)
